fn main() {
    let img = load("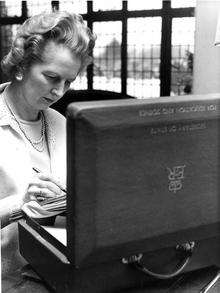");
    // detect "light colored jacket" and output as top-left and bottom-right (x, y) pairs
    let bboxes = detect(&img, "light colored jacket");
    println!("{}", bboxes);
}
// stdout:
(0, 83), (66, 276)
